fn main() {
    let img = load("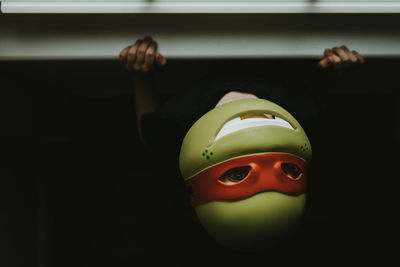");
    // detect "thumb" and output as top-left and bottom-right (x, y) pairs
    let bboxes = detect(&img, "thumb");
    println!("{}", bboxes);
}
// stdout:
(156, 53), (167, 67)
(318, 56), (332, 69)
